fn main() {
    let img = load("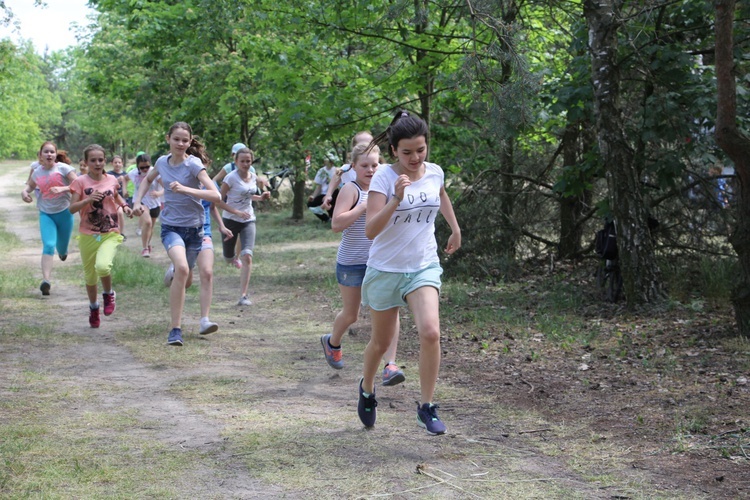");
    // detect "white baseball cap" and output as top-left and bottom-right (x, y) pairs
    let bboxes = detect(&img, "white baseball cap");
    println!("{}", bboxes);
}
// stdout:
(231, 143), (247, 155)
